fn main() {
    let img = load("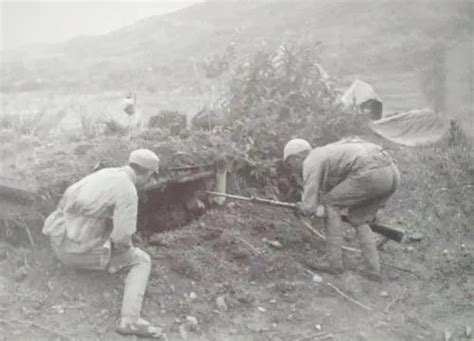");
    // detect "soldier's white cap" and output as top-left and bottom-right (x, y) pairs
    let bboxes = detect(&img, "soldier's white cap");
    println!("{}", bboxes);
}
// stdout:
(129, 149), (160, 172)
(283, 139), (312, 161)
